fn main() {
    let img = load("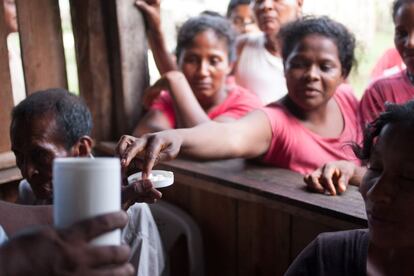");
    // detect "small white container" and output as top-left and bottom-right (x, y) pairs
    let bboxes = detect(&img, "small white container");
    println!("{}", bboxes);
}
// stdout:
(53, 157), (121, 246)
(127, 170), (174, 188)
